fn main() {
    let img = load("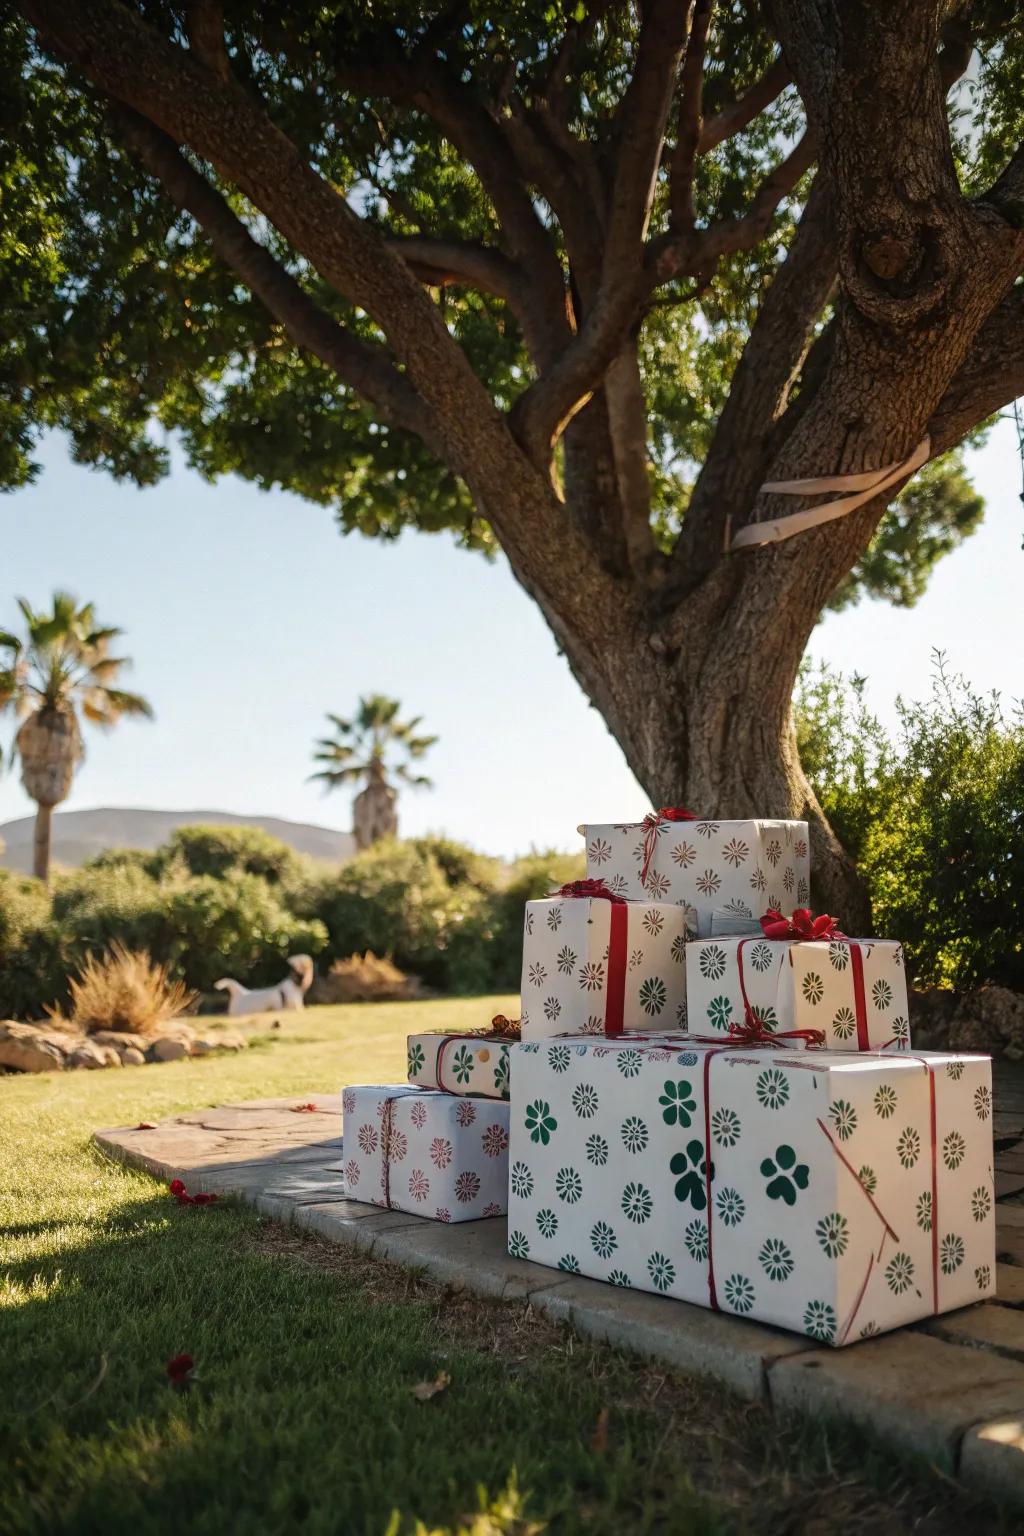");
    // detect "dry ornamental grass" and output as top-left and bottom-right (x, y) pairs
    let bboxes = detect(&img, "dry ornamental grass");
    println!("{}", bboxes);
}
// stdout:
(59, 942), (196, 1036)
